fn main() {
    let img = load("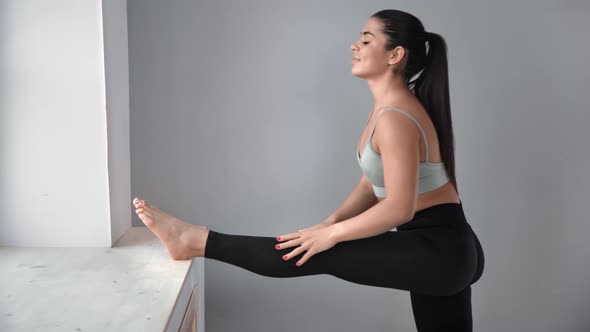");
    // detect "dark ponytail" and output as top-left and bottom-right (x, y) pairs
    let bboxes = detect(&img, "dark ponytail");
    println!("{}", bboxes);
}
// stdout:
(371, 10), (458, 194)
